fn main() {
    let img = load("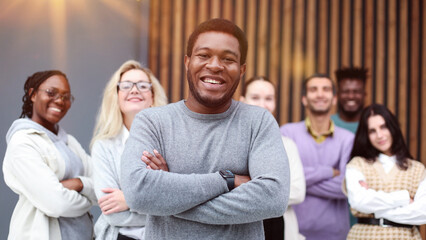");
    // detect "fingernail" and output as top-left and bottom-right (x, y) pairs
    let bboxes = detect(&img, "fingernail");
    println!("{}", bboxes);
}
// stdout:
(154, 149), (159, 154)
